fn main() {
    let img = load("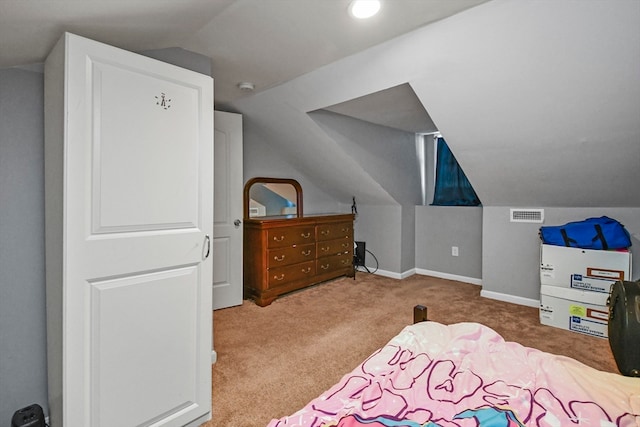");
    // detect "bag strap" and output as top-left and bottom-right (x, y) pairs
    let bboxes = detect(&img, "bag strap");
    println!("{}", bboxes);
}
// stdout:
(593, 224), (609, 250)
(560, 229), (577, 247)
